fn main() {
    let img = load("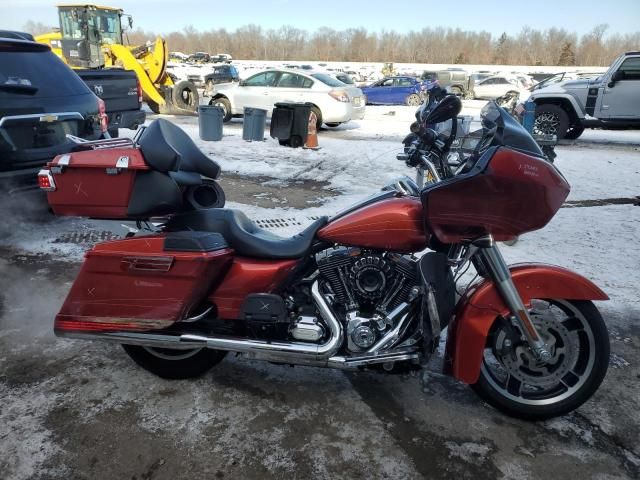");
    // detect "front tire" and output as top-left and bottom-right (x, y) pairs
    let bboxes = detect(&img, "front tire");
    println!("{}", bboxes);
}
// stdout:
(209, 97), (232, 122)
(406, 93), (422, 106)
(534, 104), (570, 139)
(472, 300), (609, 420)
(122, 345), (227, 379)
